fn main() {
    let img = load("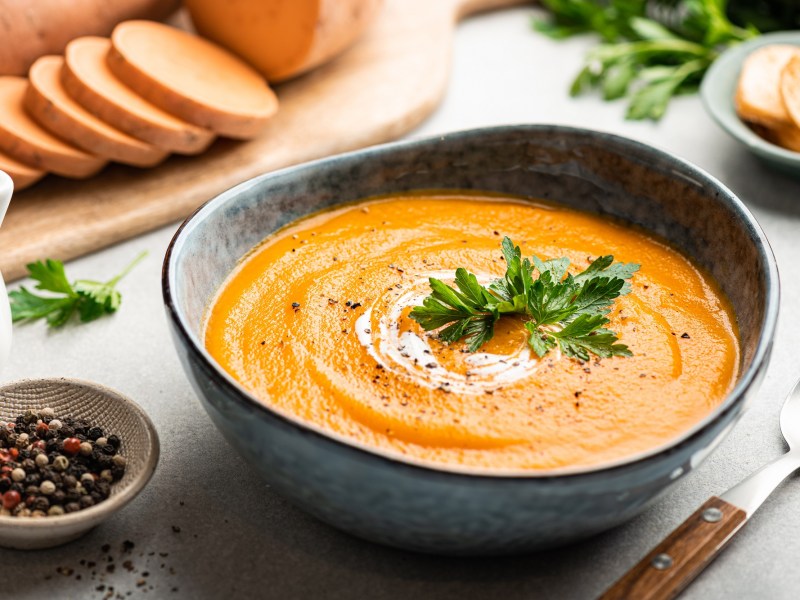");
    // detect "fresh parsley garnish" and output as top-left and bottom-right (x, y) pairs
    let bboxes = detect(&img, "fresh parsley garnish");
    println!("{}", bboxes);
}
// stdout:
(9, 252), (147, 328)
(533, 0), (756, 120)
(409, 237), (638, 361)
